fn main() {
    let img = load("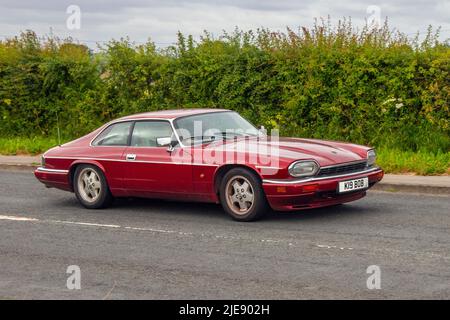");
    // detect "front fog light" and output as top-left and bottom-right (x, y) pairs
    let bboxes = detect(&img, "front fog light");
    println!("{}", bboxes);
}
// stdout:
(288, 160), (319, 177)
